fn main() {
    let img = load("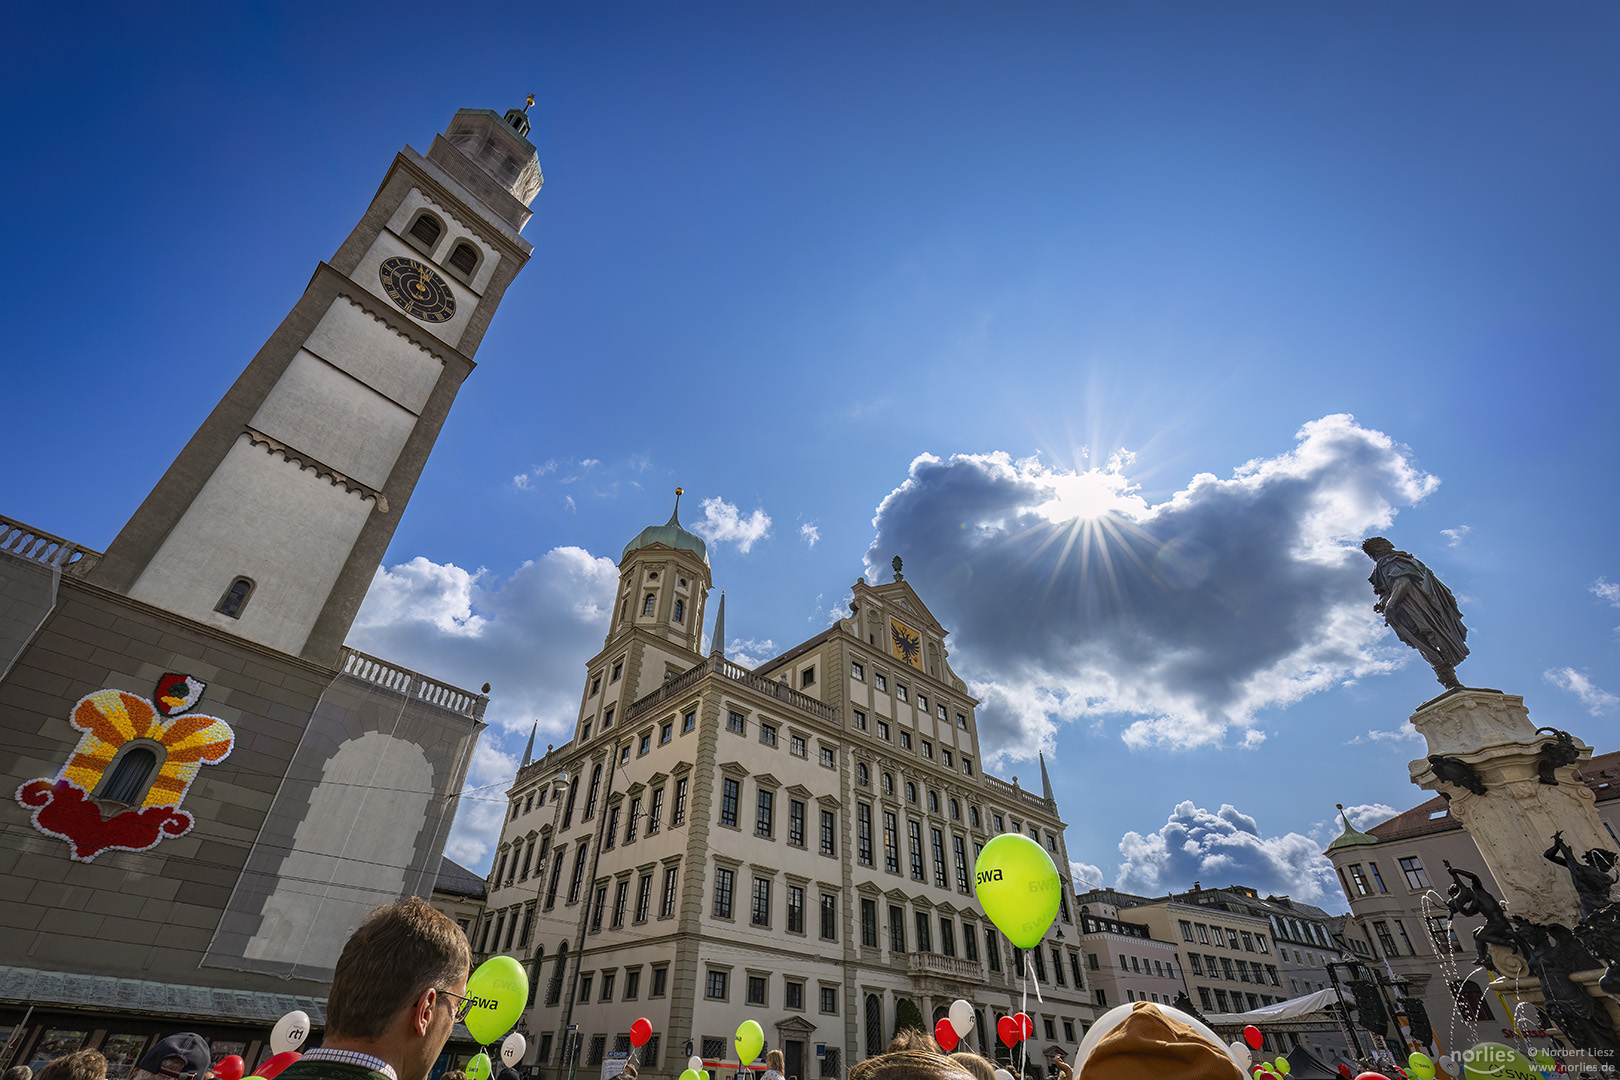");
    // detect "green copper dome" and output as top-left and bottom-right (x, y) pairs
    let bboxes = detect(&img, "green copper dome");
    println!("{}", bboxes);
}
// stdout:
(622, 501), (708, 564)
(1324, 804), (1380, 853)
